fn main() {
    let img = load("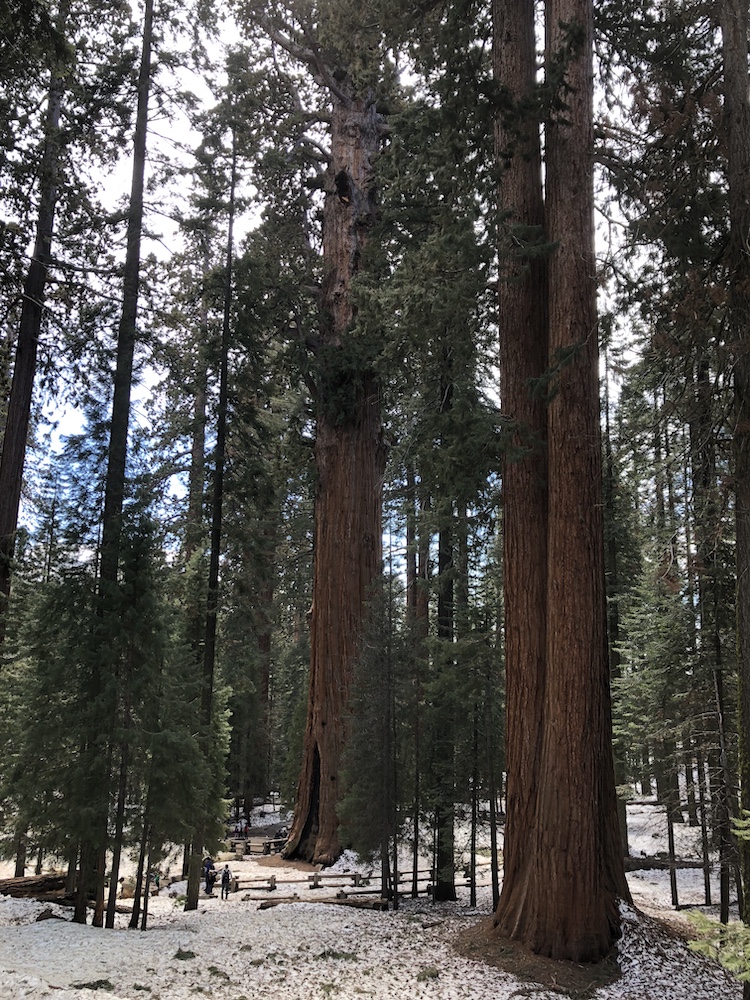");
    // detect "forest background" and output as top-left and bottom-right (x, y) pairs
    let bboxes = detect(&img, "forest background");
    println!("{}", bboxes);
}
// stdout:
(2, 0), (750, 979)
